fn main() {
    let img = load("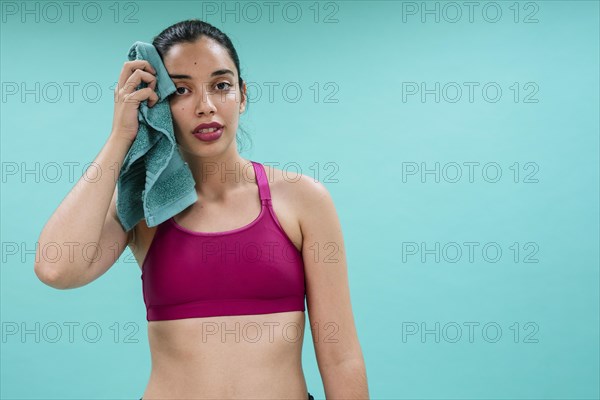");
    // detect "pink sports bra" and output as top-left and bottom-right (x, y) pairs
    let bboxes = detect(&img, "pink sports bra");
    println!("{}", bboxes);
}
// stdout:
(140, 161), (307, 321)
